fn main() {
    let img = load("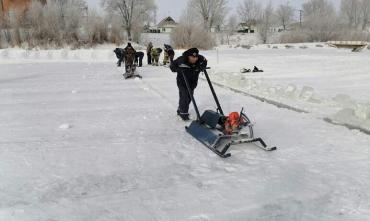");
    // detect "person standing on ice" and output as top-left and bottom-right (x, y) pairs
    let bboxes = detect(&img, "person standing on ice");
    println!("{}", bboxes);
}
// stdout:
(123, 43), (136, 73)
(151, 48), (162, 66)
(113, 48), (125, 67)
(163, 44), (175, 65)
(146, 42), (153, 65)
(170, 48), (207, 121)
